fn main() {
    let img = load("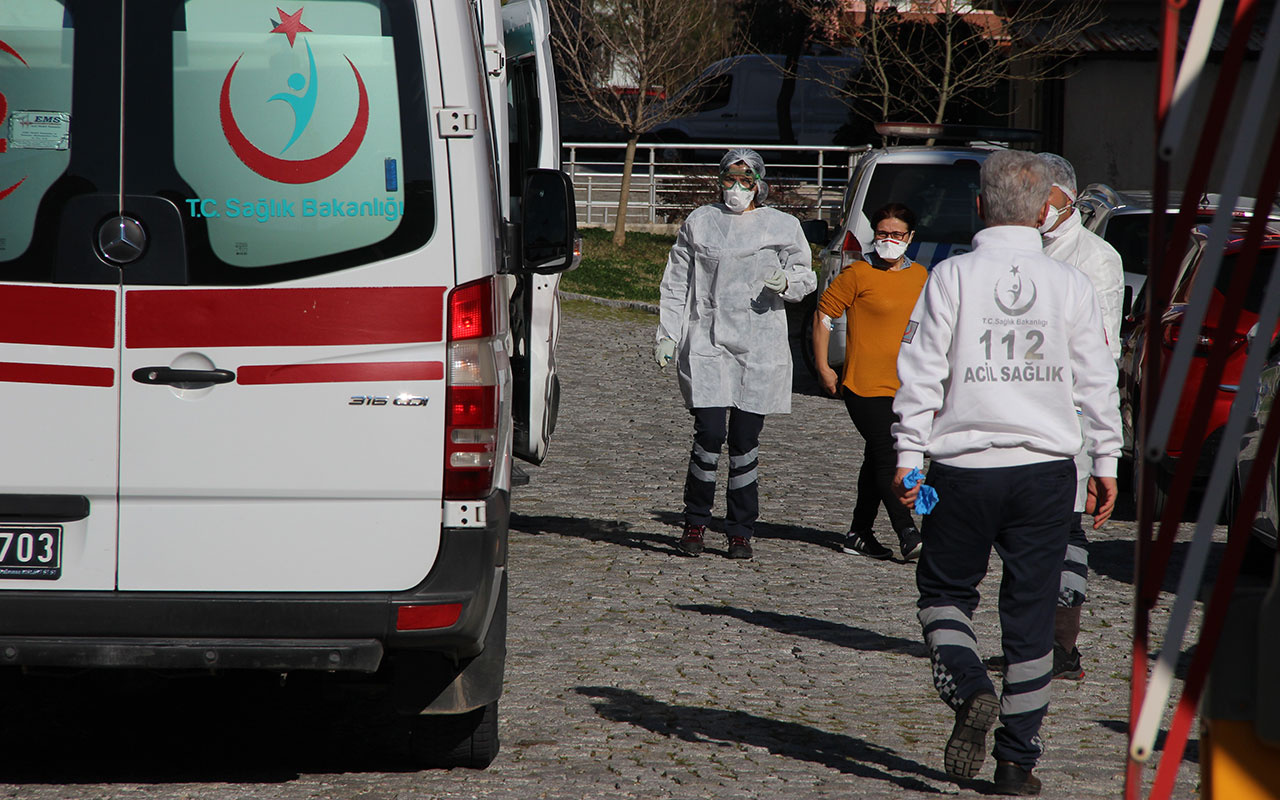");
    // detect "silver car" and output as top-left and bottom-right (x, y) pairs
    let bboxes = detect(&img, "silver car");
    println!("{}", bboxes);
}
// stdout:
(805, 145), (995, 376)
